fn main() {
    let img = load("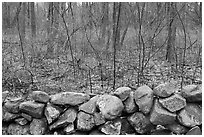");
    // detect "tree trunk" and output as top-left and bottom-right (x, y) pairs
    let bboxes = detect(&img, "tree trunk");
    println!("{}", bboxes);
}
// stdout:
(30, 2), (36, 38)
(166, 2), (176, 63)
(101, 2), (109, 44)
